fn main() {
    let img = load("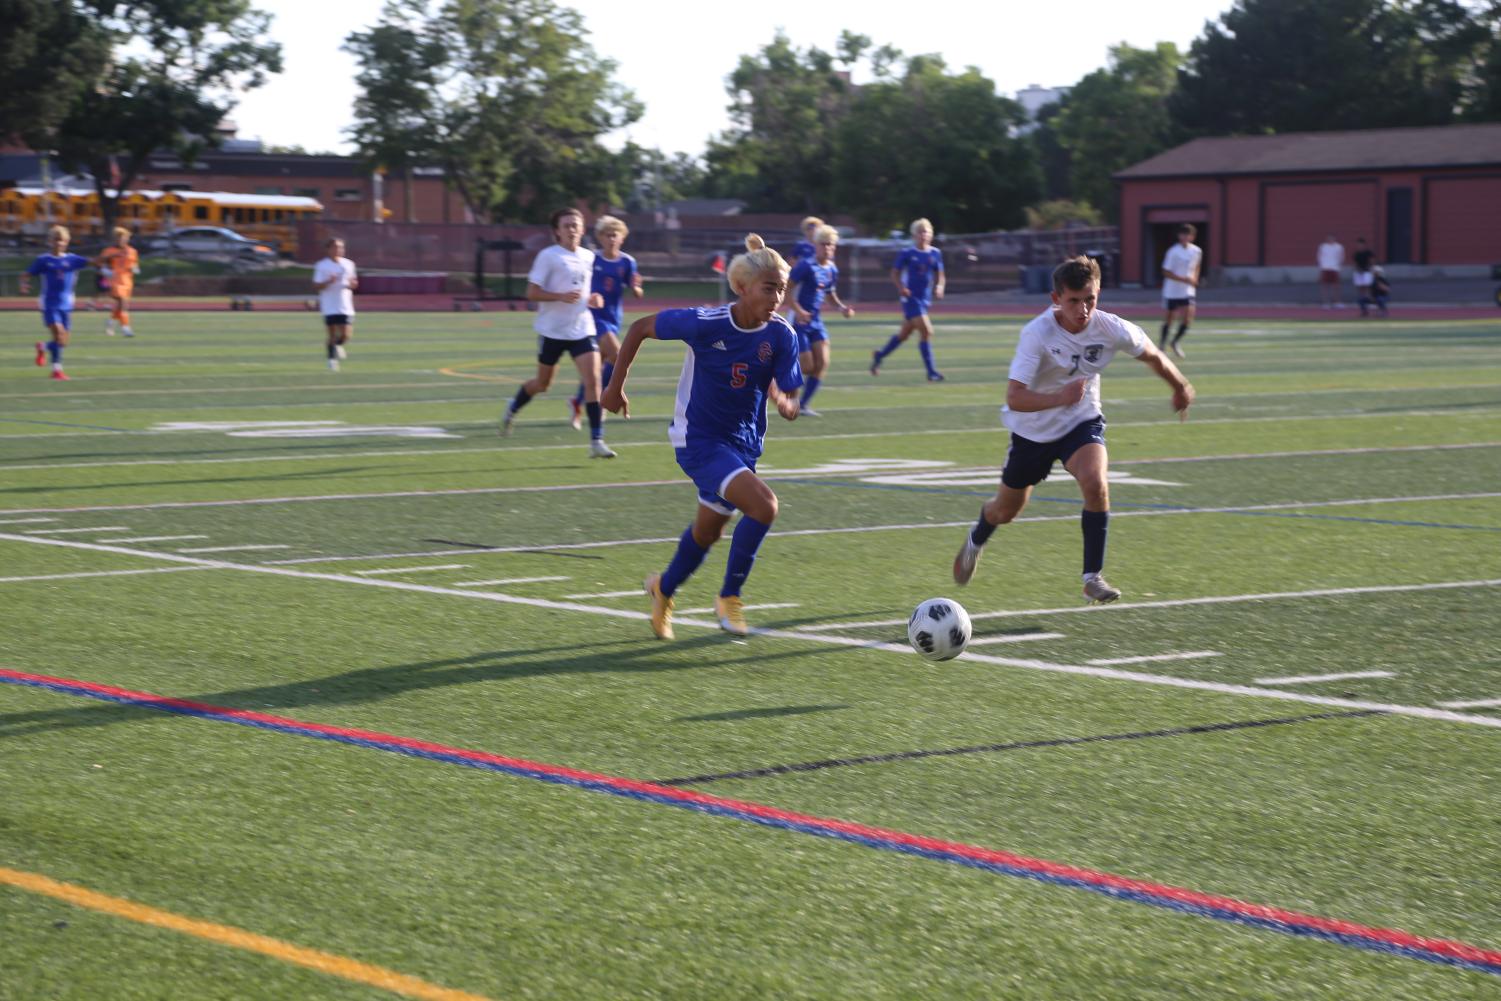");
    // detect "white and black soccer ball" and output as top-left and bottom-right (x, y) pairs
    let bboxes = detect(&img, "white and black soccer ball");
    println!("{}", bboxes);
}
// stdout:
(907, 597), (972, 662)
